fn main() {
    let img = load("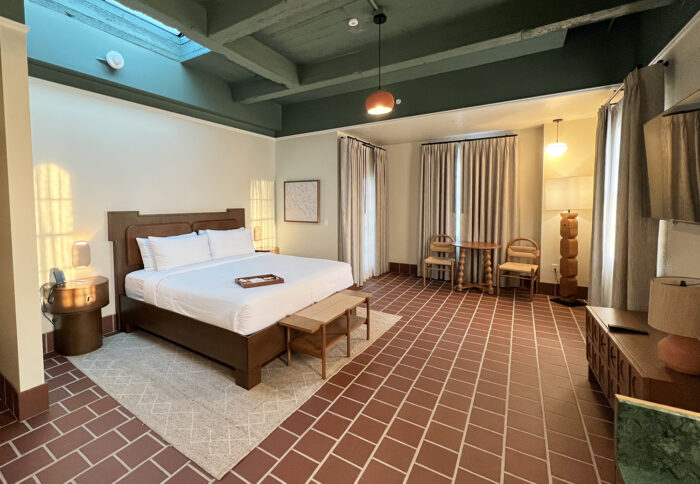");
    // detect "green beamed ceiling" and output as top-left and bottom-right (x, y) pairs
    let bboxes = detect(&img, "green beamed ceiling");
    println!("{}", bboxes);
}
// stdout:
(7, 0), (700, 136)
